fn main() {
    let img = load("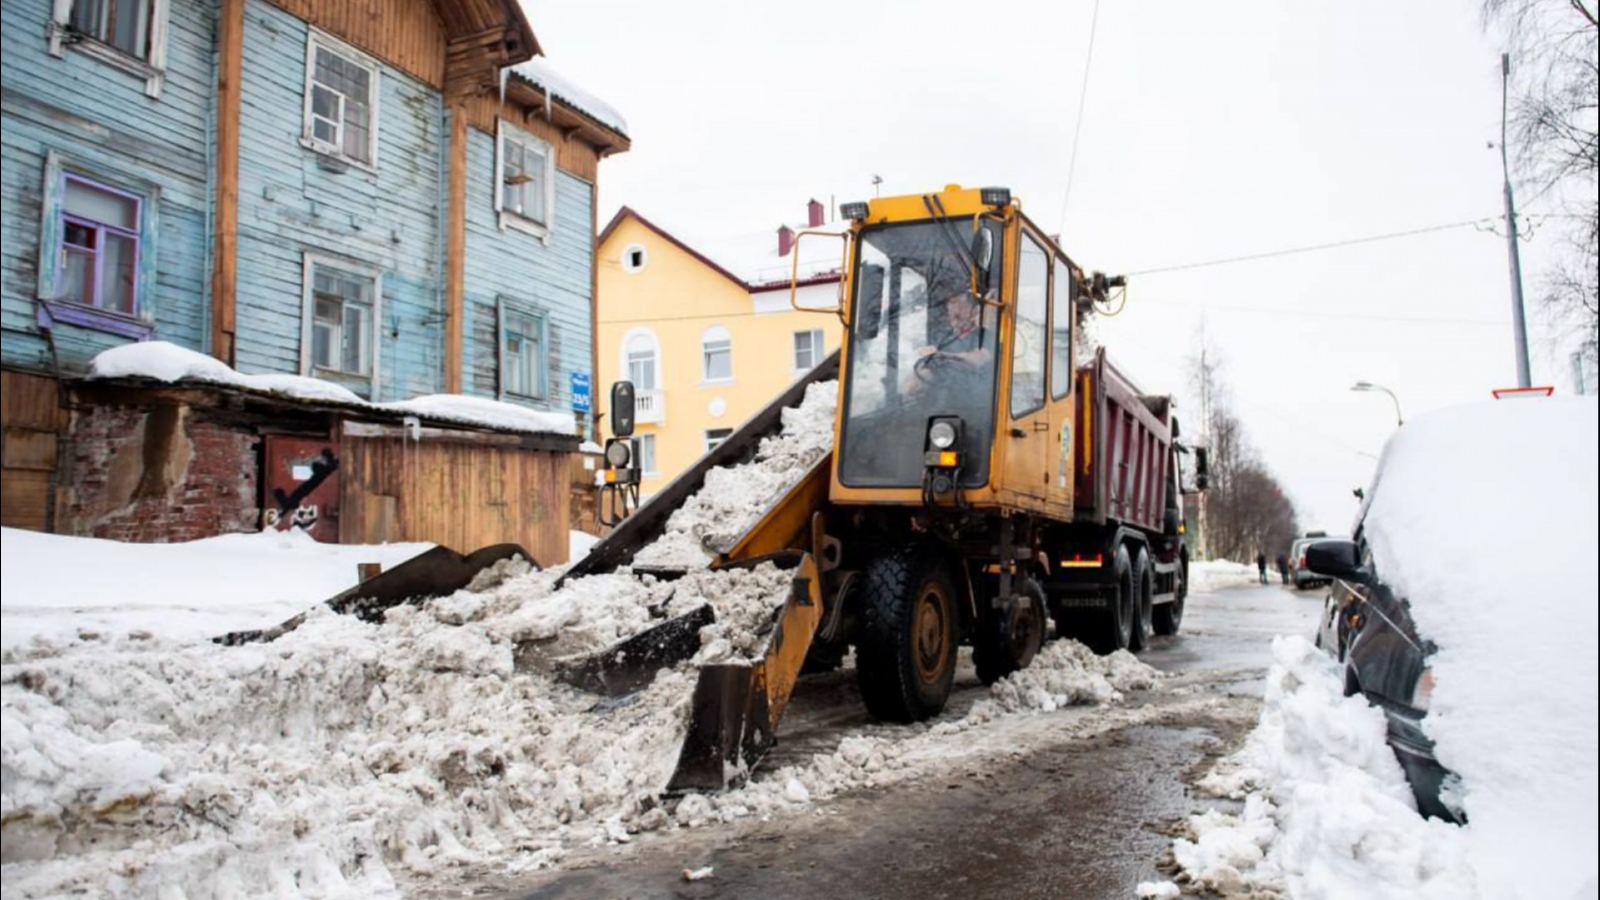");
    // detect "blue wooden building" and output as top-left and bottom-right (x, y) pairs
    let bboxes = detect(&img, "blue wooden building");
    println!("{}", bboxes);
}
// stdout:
(0, 0), (629, 547)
